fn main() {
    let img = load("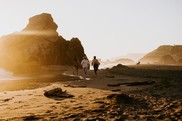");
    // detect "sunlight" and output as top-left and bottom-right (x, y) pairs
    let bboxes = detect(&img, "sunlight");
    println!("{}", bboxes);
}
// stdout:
(0, 1), (181, 120)
(14, 30), (58, 36)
